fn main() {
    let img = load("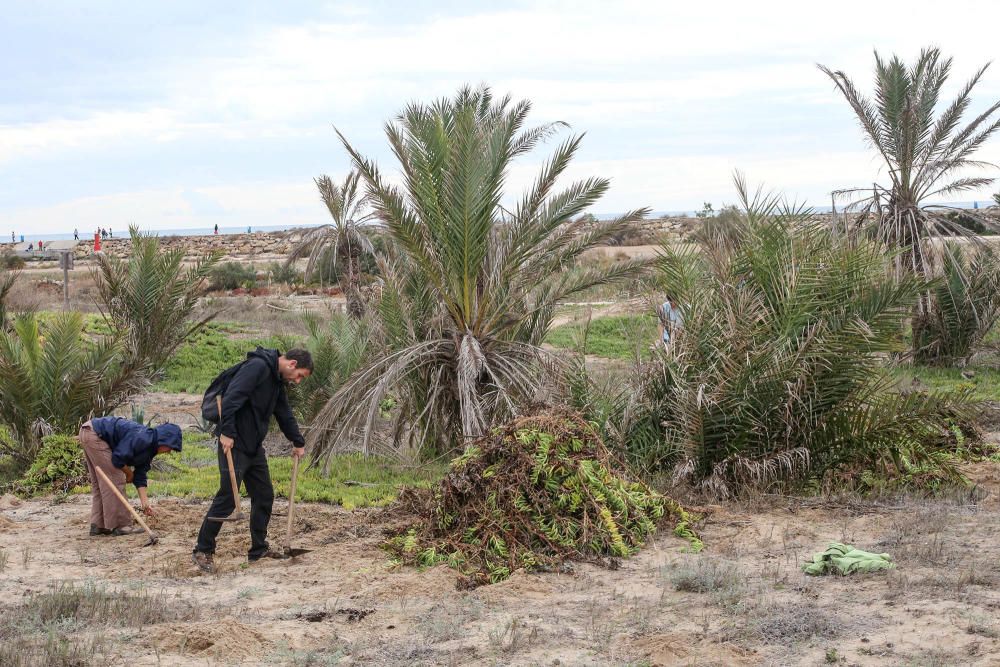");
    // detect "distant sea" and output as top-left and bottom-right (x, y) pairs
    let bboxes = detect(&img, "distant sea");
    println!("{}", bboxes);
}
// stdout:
(14, 223), (325, 243)
(14, 200), (994, 242)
